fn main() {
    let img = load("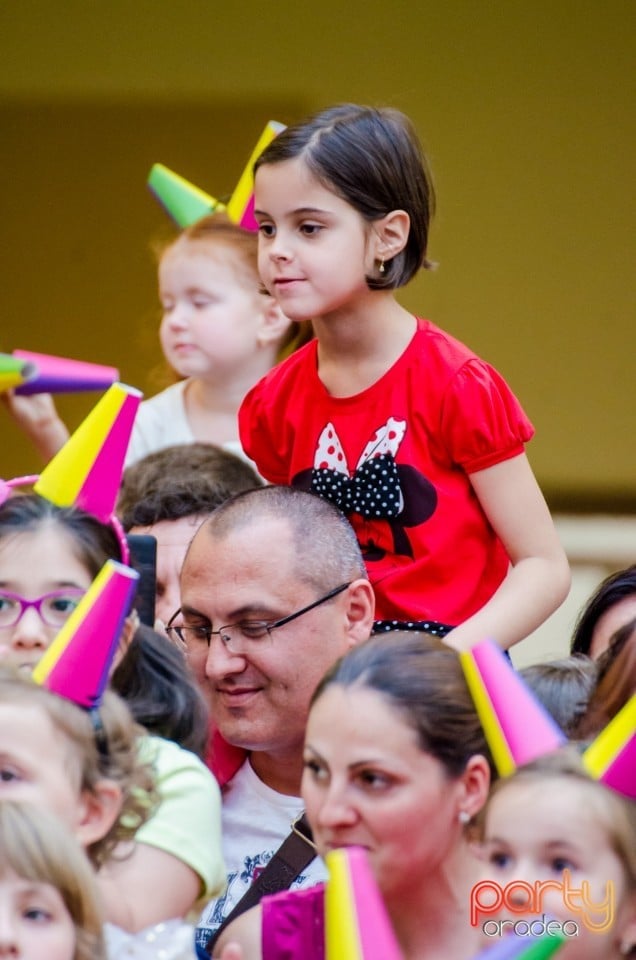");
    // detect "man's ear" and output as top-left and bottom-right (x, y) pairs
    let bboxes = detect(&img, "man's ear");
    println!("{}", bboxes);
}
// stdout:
(373, 209), (410, 262)
(256, 295), (293, 349)
(75, 780), (123, 849)
(344, 578), (375, 646)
